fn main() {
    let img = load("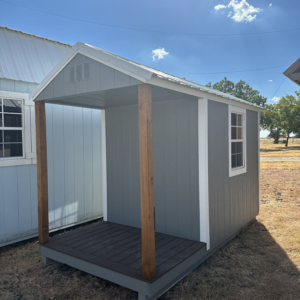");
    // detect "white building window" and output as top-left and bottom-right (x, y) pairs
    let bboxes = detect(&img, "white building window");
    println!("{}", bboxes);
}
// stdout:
(229, 105), (246, 177)
(0, 98), (24, 159)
